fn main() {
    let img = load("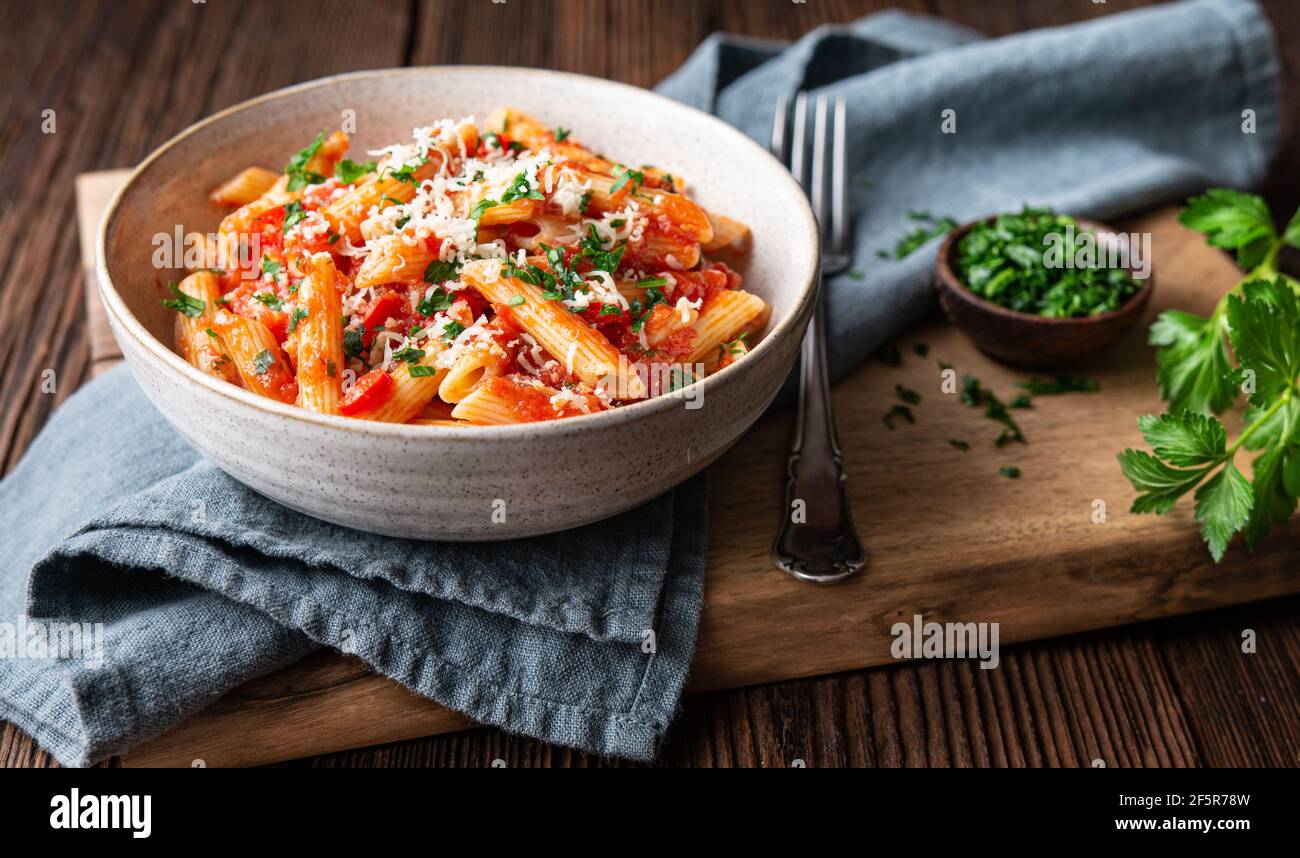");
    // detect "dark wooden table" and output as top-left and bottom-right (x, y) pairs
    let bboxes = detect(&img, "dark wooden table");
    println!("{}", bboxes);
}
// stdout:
(3, 0), (1298, 768)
